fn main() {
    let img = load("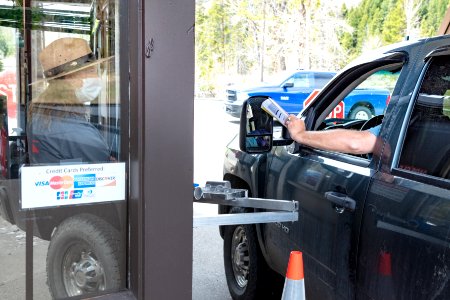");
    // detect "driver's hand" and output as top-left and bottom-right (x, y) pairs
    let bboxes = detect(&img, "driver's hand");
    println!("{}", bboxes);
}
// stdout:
(285, 114), (305, 141)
